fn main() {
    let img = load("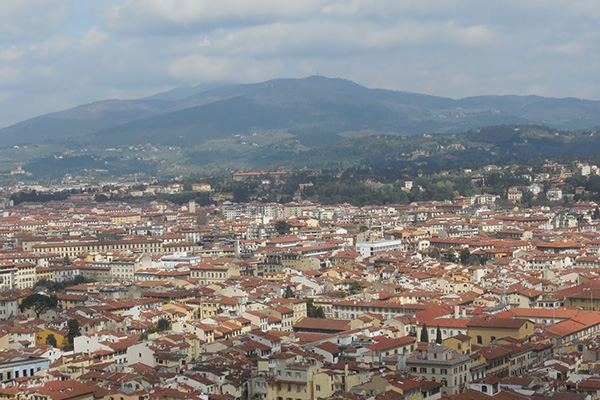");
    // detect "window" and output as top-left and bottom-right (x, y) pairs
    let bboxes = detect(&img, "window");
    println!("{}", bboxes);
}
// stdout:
(477, 335), (482, 344)
(316, 385), (321, 391)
